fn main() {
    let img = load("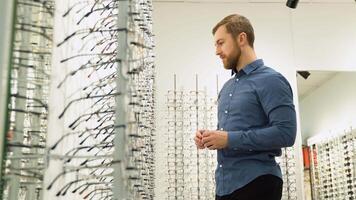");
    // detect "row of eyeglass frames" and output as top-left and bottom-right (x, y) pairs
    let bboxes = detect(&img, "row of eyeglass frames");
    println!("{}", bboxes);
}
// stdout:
(2, 0), (55, 199)
(277, 147), (298, 200)
(1, 0), (157, 200)
(309, 128), (356, 200)
(165, 75), (218, 200)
